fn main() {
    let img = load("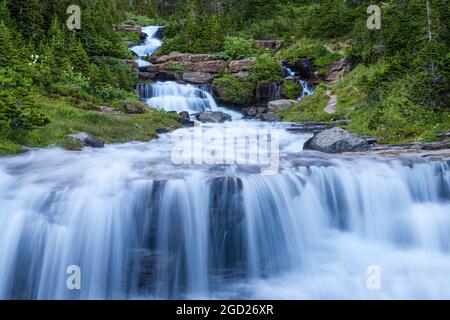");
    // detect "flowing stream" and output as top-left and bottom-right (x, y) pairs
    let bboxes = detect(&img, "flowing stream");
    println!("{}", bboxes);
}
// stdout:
(0, 27), (449, 300)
